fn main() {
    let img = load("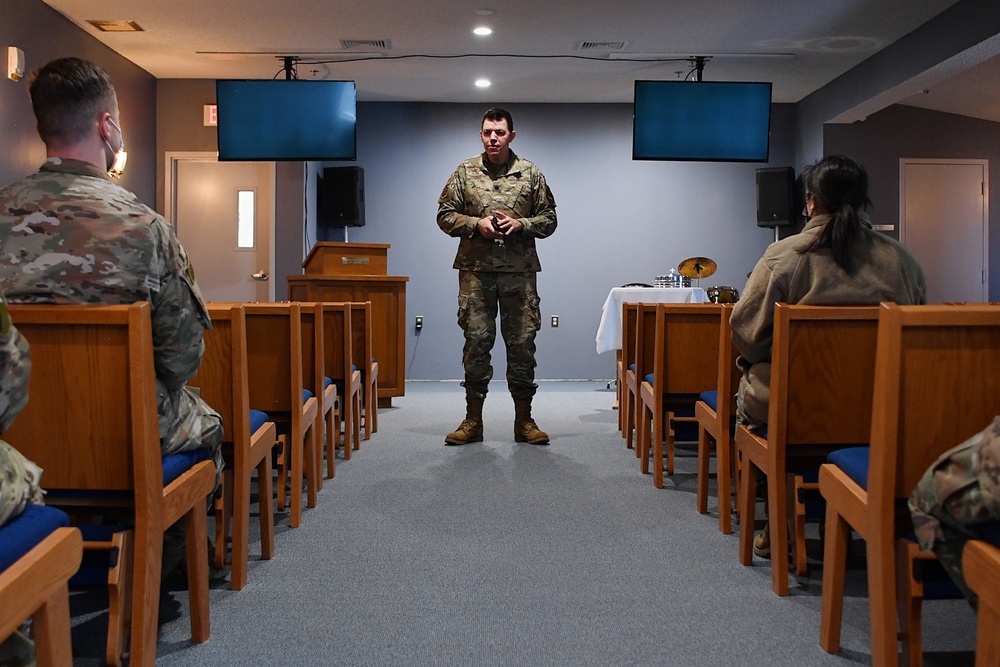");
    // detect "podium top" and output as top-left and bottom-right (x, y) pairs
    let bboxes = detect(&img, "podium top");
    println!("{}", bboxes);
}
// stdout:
(302, 242), (390, 276)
